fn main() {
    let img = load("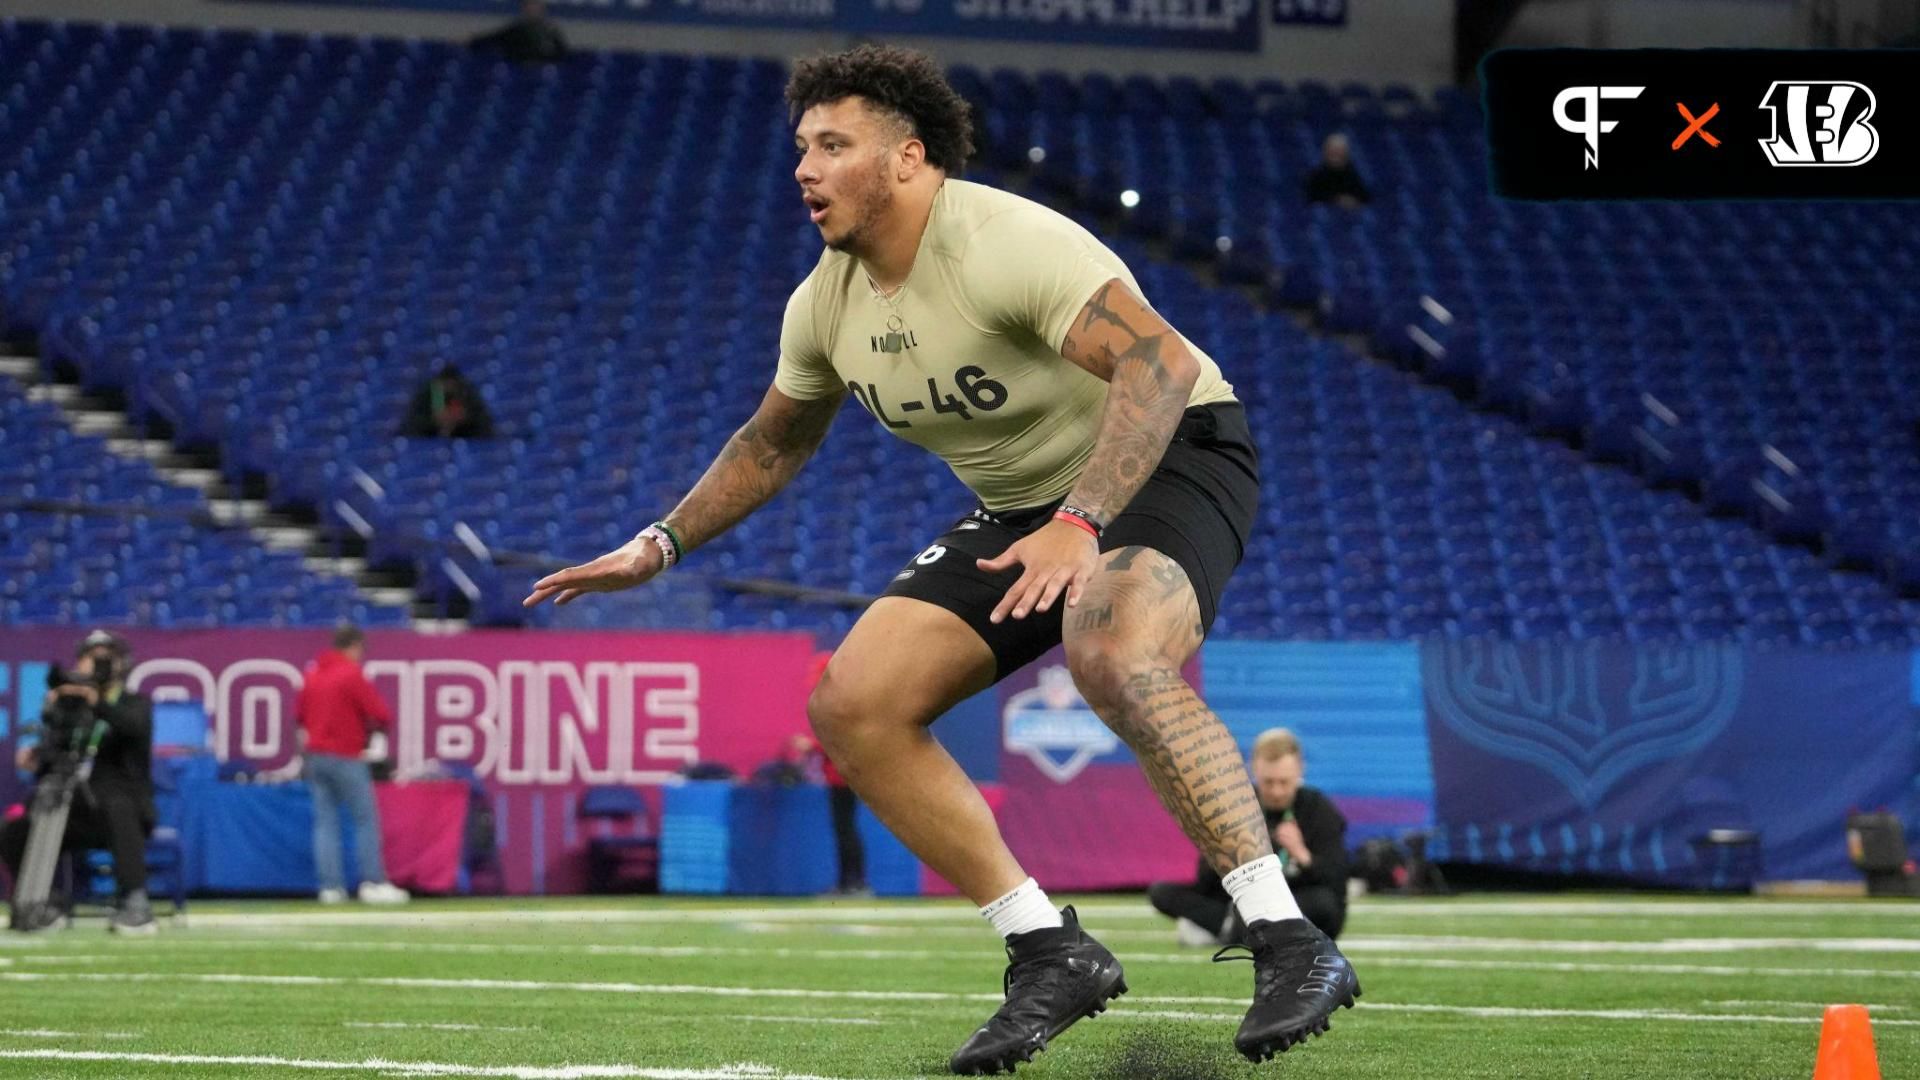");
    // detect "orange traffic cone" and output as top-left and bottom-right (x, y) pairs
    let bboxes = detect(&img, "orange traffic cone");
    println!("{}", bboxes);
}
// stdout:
(1813, 1004), (1880, 1080)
